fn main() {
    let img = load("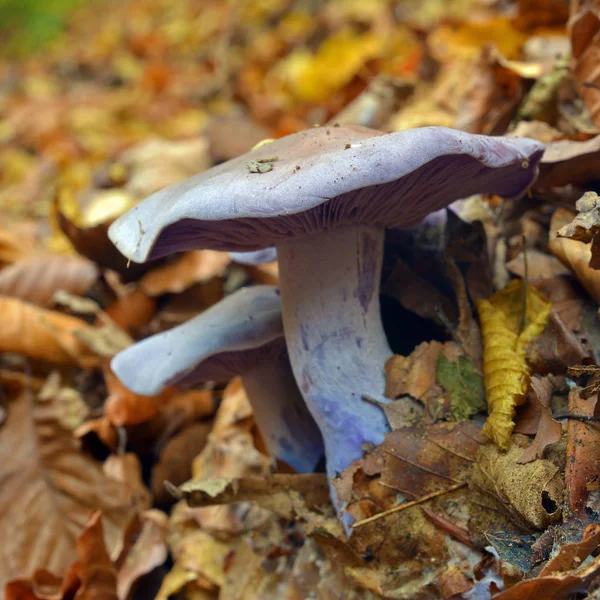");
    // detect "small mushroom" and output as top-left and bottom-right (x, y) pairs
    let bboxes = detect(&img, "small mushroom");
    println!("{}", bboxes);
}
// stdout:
(229, 248), (277, 265)
(108, 126), (544, 503)
(110, 285), (323, 473)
